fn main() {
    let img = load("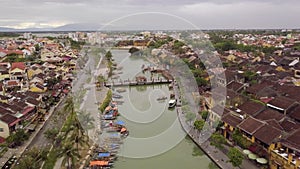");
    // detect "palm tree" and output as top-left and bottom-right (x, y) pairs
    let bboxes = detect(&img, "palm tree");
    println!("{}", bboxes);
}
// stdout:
(64, 96), (75, 115)
(63, 96), (89, 150)
(78, 111), (95, 130)
(59, 143), (80, 169)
